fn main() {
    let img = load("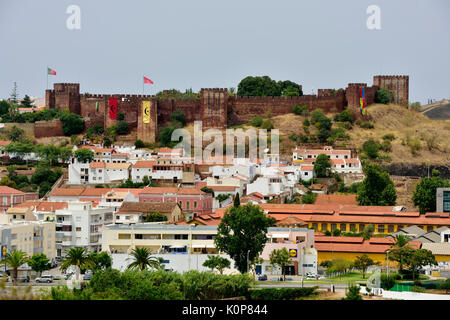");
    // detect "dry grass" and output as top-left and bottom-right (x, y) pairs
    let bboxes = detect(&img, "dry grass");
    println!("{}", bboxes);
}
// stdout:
(346, 104), (450, 164)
